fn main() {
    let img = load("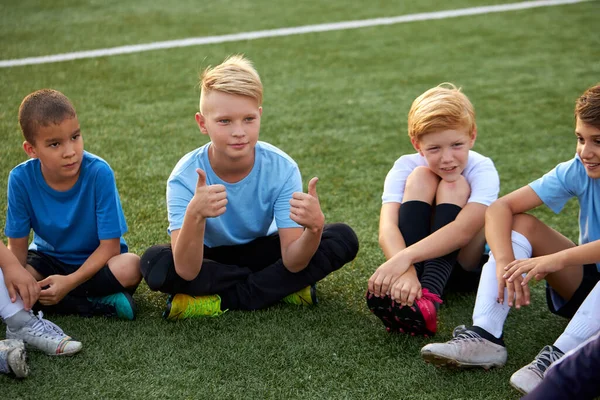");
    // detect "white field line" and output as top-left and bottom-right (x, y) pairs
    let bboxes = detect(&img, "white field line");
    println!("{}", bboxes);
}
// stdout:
(0, 0), (588, 68)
